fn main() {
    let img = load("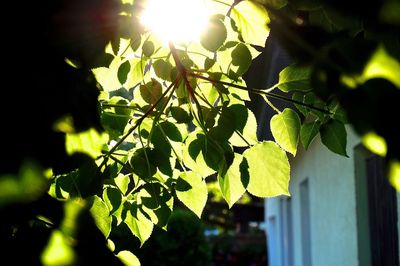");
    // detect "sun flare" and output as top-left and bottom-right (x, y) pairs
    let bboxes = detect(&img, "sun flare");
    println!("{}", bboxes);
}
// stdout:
(140, 0), (210, 43)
